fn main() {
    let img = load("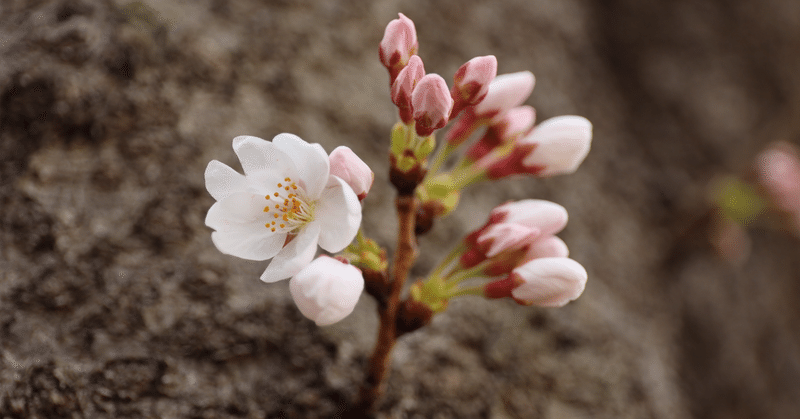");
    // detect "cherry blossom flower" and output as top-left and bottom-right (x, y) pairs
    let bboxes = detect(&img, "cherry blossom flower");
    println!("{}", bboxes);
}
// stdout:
(205, 134), (363, 282)
(290, 256), (365, 326)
